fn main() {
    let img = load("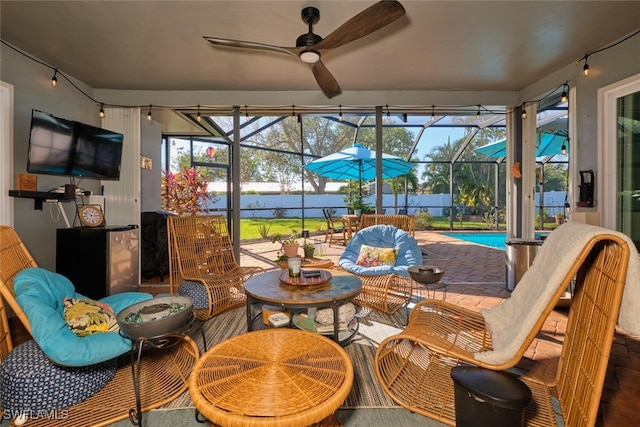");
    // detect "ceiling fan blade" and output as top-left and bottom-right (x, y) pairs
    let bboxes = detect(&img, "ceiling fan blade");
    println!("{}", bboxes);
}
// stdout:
(315, 1), (405, 51)
(203, 36), (300, 58)
(310, 60), (341, 99)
